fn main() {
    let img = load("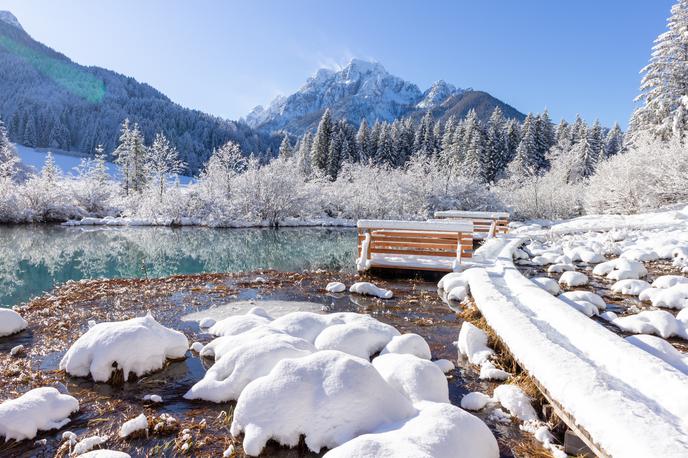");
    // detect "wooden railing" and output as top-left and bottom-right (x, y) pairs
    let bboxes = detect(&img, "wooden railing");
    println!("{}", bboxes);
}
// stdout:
(433, 210), (510, 237)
